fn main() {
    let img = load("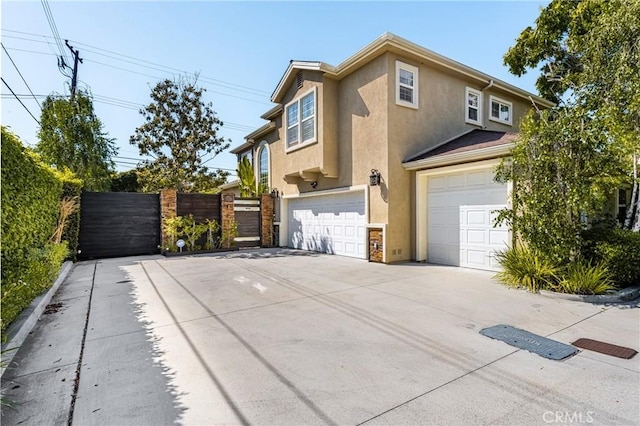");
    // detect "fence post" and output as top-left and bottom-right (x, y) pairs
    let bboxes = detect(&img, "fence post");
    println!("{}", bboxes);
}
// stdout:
(221, 192), (235, 248)
(260, 193), (274, 247)
(159, 189), (177, 251)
